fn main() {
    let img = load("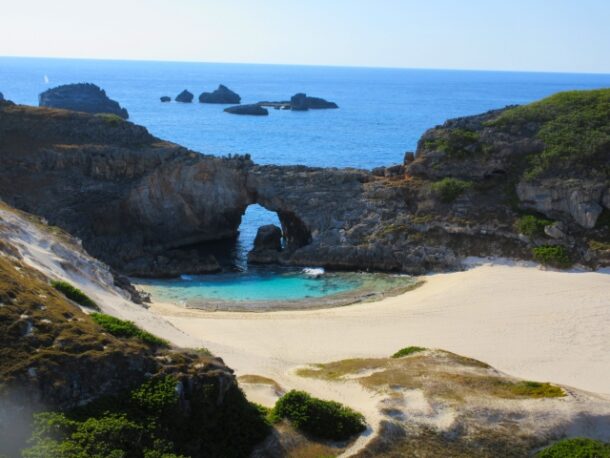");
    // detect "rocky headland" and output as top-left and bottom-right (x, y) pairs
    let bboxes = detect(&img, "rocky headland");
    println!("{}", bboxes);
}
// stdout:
(199, 84), (241, 104)
(1, 88), (609, 277)
(38, 83), (129, 119)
